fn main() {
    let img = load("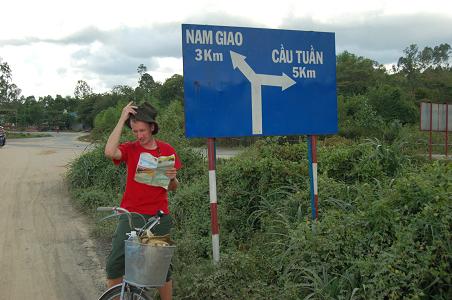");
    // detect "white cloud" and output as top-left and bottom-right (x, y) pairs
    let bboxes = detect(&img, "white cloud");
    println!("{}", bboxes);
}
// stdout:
(1, 43), (85, 97)
(152, 57), (183, 83)
(0, 0), (451, 97)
